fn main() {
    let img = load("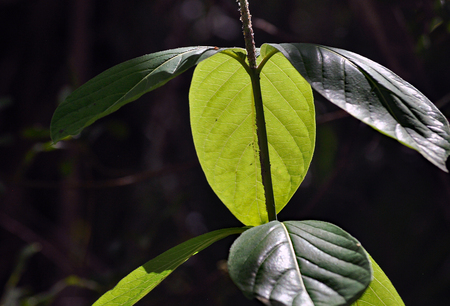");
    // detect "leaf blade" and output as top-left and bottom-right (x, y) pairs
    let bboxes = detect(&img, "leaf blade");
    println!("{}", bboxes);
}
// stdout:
(189, 50), (315, 226)
(228, 220), (372, 306)
(93, 227), (246, 306)
(51, 46), (222, 143)
(267, 43), (450, 172)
